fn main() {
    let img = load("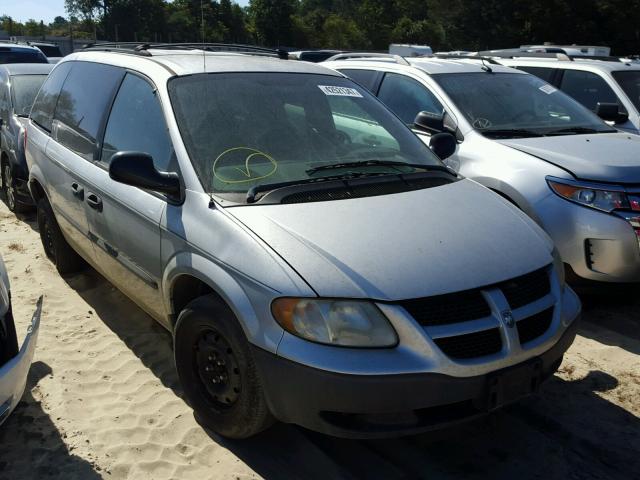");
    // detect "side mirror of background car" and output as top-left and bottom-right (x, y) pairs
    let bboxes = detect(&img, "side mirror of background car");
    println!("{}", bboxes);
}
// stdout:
(429, 132), (457, 160)
(596, 102), (629, 124)
(109, 151), (180, 196)
(414, 111), (445, 133)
